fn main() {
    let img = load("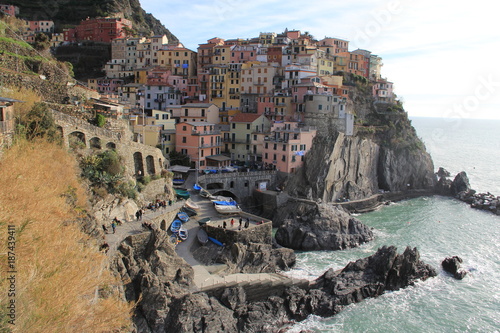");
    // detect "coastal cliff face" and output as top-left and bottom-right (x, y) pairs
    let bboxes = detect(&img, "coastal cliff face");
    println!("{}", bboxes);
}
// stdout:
(287, 133), (379, 201)
(286, 76), (436, 203)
